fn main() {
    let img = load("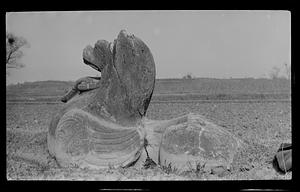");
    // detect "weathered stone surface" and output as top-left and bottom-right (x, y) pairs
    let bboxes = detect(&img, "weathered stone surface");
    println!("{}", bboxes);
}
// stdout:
(158, 113), (241, 173)
(83, 40), (111, 72)
(61, 76), (100, 103)
(133, 118), (165, 168)
(83, 45), (97, 70)
(86, 30), (156, 126)
(49, 29), (241, 172)
(61, 40), (108, 103)
(76, 77), (100, 91)
(48, 30), (156, 169)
